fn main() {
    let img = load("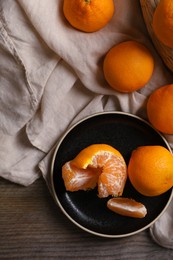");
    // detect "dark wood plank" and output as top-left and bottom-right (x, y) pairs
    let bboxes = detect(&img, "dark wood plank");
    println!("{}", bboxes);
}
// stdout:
(0, 177), (173, 259)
